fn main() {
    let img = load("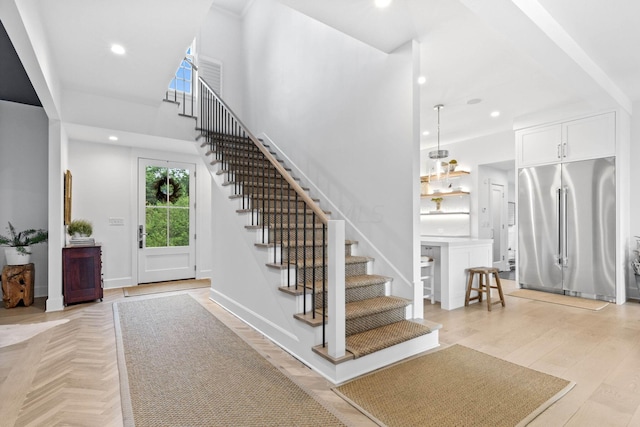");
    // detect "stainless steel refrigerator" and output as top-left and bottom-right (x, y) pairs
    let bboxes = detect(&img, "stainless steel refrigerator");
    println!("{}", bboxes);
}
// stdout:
(518, 157), (616, 301)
